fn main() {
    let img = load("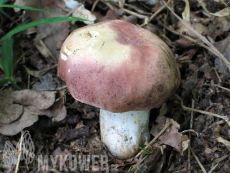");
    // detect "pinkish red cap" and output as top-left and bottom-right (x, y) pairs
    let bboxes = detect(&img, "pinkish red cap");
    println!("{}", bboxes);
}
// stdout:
(58, 20), (180, 112)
